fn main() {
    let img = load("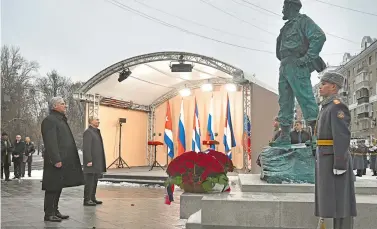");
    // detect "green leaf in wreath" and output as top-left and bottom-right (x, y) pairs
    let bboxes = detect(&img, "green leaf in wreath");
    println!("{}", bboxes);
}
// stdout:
(217, 174), (229, 185)
(201, 180), (213, 192)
